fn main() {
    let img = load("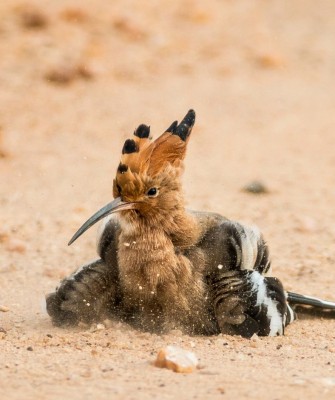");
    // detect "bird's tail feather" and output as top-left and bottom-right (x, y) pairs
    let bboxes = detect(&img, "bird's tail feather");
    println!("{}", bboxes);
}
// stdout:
(287, 292), (335, 310)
